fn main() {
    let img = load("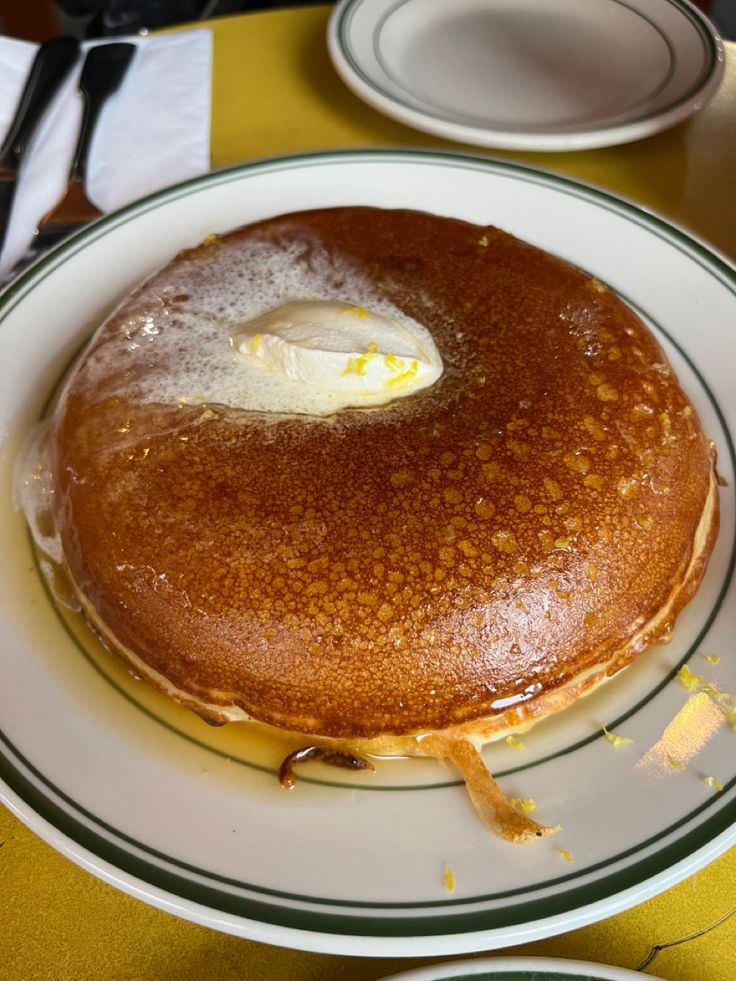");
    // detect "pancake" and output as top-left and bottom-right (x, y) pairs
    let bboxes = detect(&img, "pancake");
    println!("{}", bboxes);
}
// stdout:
(31, 207), (720, 840)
